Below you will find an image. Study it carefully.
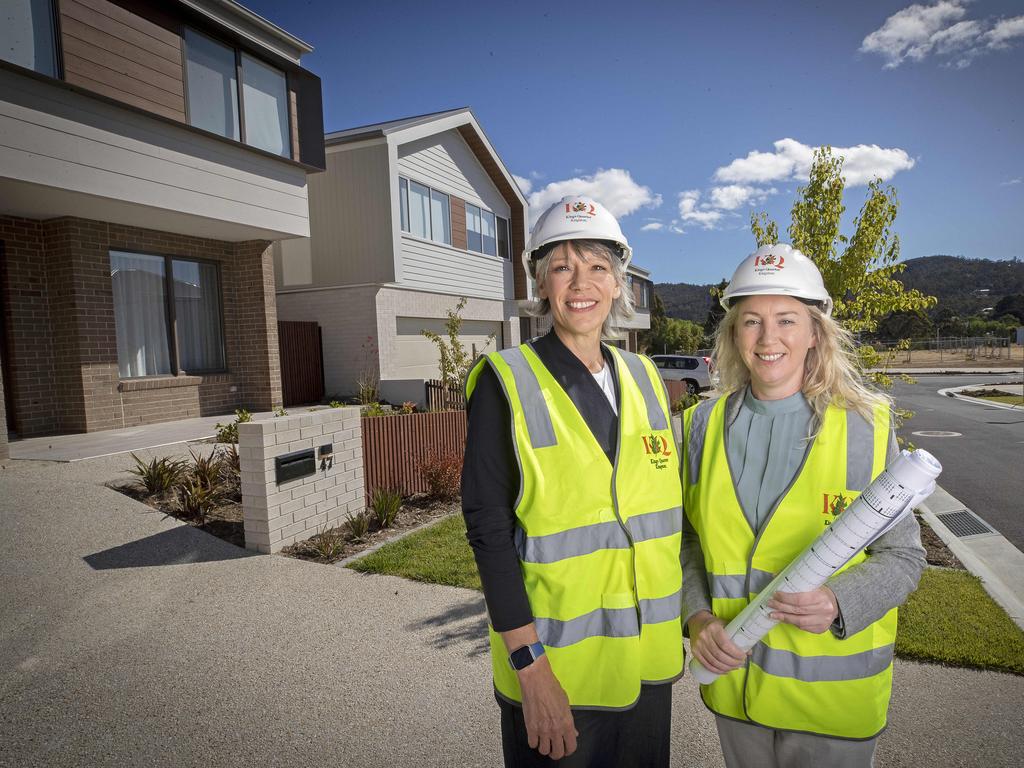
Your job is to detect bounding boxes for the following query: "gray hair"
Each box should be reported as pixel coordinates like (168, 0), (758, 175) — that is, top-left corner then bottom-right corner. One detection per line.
(525, 239), (635, 339)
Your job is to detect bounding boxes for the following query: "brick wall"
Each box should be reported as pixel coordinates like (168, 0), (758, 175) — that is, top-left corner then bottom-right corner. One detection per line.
(238, 407), (364, 554)
(0, 215), (283, 436)
(0, 343), (8, 461)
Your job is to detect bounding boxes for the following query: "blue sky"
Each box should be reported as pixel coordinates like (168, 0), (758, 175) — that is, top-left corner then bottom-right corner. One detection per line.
(246, 0), (1023, 285)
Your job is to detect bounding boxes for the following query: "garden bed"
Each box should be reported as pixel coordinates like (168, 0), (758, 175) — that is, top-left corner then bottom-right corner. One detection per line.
(281, 494), (458, 564)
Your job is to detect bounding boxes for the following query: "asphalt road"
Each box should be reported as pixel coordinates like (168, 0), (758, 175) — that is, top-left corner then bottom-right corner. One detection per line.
(891, 374), (1024, 550)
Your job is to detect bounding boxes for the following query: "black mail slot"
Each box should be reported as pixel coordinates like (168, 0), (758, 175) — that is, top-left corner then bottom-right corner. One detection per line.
(275, 448), (316, 484)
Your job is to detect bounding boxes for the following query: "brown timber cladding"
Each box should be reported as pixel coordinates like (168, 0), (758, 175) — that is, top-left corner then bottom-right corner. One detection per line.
(58, 0), (187, 122)
(278, 320), (324, 406)
(450, 196), (468, 251)
(361, 411), (467, 500)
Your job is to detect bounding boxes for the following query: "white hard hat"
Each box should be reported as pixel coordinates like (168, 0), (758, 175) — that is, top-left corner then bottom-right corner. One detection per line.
(522, 196), (633, 280)
(721, 244), (833, 316)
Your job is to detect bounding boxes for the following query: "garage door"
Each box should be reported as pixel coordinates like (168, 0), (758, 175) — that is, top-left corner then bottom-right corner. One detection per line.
(394, 317), (503, 378)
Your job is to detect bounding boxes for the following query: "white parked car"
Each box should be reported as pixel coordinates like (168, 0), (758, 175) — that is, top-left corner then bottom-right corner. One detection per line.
(651, 354), (713, 394)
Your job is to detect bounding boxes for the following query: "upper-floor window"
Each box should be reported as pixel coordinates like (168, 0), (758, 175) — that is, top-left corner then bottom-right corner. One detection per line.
(1, 0), (58, 77)
(184, 28), (290, 157)
(464, 204), (503, 259)
(398, 176), (451, 246)
(497, 216), (510, 259)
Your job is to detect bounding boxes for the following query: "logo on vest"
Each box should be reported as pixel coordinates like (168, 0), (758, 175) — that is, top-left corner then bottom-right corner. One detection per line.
(822, 492), (851, 525)
(642, 434), (672, 470)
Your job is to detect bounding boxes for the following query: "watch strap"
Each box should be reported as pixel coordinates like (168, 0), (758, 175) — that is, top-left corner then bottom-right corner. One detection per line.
(508, 641), (546, 670)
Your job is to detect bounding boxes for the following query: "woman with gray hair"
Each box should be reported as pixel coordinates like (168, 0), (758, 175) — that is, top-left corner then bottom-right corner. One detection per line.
(462, 196), (685, 767)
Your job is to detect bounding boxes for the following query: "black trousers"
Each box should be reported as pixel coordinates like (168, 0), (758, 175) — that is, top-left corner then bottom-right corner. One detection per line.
(498, 684), (673, 768)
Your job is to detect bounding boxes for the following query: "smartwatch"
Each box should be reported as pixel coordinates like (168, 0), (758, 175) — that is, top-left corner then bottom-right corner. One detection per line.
(508, 642), (546, 671)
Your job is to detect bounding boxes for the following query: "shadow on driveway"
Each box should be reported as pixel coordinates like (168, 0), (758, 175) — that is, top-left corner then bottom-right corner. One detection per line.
(84, 525), (255, 570)
(407, 593), (490, 657)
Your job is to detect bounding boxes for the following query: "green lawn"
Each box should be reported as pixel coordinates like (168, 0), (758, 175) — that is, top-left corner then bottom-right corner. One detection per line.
(896, 568), (1024, 675)
(976, 393), (1024, 406)
(348, 514), (480, 590)
(348, 517), (1024, 675)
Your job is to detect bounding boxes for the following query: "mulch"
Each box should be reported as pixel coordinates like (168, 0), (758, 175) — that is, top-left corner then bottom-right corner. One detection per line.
(918, 514), (965, 569)
(111, 483), (246, 548)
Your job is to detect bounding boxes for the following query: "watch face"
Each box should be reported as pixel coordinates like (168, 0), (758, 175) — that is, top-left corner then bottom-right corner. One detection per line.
(509, 645), (536, 670)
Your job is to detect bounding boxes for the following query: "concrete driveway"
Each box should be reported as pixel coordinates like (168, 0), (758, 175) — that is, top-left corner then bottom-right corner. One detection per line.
(1, 450), (1022, 767)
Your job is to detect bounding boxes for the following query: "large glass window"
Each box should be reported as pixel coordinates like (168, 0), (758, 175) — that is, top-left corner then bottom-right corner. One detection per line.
(184, 29), (240, 141)
(399, 177), (409, 232)
(430, 189), (451, 245)
(1, 0), (58, 76)
(241, 53), (289, 157)
(408, 180), (430, 239)
(111, 252), (172, 378)
(480, 210), (497, 256)
(173, 260), (225, 372)
(497, 216), (510, 259)
(110, 251), (226, 378)
(398, 176), (452, 245)
(466, 203), (482, 253)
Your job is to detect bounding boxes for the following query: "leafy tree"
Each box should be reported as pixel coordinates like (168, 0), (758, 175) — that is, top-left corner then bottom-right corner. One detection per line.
(641, 293), (703, 353)
(875, 310), (934, 341)
(422, 297), (494, 391)
(932, 306), (966, 337)
(993, 294), (1024, 324)
(752, 147), (935, 335)
(751, 146), (937, 389)
(703, 279), (729, 342)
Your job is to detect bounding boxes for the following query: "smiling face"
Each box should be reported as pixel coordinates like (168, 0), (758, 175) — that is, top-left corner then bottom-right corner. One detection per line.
(537, 241), (621, 343)
(735, 294), (818, 400)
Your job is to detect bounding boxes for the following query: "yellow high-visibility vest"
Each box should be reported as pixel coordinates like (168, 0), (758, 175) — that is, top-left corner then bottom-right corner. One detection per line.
(682, 393), (895, 739)
(466, 342), (684, 709)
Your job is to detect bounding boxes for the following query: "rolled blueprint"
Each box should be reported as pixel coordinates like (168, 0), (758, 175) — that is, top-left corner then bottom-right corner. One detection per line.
(690, 449), (942, 685)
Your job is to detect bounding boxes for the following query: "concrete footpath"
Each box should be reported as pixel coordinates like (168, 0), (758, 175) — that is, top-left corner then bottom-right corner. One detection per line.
(1, 451), (1023, 767)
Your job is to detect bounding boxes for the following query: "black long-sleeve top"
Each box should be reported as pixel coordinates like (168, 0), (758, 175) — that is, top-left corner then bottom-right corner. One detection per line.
(461, 331), (621, 631)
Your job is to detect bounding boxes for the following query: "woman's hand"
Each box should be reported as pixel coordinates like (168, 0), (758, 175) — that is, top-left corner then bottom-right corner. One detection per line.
(517, 657), (578, 759)
(767, 586), (839, 634)
(688, 610), (748, 675)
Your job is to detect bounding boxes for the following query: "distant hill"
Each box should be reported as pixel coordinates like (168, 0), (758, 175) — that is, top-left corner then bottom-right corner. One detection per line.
(655, 255), (1024, 321)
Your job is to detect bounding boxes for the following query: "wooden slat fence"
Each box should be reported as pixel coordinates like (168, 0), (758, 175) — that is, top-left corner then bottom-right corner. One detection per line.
(664, 379), (687, 405)
(278, 320), (324, 406)
(362, 410), (467, 499)
(425, 379), (465, 411)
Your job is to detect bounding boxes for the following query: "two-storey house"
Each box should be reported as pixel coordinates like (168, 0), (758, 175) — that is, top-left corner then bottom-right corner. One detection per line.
(0, 0), (325, 458)
(273, 108), (528, 406)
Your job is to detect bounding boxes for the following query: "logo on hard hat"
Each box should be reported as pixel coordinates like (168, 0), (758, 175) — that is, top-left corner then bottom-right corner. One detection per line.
(753, 253), (785, 275)
(565, 201), (598, 219)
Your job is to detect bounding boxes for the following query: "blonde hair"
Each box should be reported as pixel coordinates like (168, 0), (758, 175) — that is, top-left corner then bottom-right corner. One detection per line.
(712, 298), (890, 427)
(525, 239), (635, 340)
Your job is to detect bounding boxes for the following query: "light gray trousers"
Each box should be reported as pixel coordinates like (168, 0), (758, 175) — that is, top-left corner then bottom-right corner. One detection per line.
(715, 716), (878, 768)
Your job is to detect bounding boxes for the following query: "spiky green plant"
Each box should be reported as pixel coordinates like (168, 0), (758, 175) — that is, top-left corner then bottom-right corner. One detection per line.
(370, 486), (403, 529)
(127, 453), (186, 497)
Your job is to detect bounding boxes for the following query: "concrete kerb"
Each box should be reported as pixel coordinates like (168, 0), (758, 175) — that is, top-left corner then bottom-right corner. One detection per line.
(937, 383), (1024, 410)
(918, 487), (1024, 631)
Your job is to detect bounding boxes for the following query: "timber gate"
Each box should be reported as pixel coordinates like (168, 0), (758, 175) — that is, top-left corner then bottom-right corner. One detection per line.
(277, 321), (324, 406)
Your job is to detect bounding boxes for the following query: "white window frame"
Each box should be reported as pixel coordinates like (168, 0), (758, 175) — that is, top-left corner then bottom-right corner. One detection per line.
(398, 175), (452, 246)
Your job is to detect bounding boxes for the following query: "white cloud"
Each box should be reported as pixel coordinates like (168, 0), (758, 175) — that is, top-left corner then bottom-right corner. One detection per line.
(526, 168), (662, 221)
(677, 190), (724, 229)
(986, 15), (1024, 49)
(512, 175), (533, 196)
(708, 184), (778, 210)
(1001, 178), (1022, 186)
(641, 222), (664, 231)
(713, 139), (914, 187)
(861, 3), (1024, 68)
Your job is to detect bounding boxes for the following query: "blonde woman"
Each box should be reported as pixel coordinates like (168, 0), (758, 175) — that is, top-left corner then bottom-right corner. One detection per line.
(680, 245), (925, 768)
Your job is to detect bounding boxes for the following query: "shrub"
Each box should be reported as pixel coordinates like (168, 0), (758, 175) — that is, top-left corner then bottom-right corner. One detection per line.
(174, 475), (225, 524)
(309, 523), (347, 560)
(329, 400), (343, 408)
(361, 402), (388, 417)
(217, 445), (241, 501)
(370, 486), (403, 529)
(187, 448), (223, 490)
(671, 392), (700, 413)
(127, 453), (186, 497)
(274, 406), (288, 417)
(345, 511), (370, 541)
(214, 408), (252, 444)
(419, 451), (463, 501)
(399, 401), (417, 415)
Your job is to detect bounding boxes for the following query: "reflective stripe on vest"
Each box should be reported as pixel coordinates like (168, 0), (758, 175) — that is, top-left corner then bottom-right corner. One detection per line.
(467, 343), (684, 709)
(682, 393), (895, 739)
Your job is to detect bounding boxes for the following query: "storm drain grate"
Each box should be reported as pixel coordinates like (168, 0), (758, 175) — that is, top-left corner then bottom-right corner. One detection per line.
(936, 510), (997, 538)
